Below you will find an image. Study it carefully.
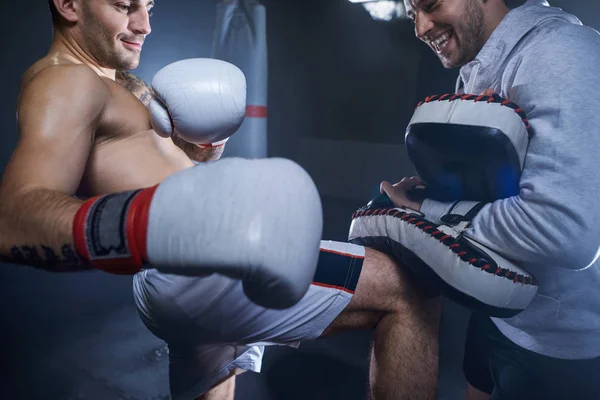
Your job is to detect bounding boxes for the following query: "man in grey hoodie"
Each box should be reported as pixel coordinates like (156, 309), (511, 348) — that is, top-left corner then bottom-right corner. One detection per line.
(382, 0), (600, 399)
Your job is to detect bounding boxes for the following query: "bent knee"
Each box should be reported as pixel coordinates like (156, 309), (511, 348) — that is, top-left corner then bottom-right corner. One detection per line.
(350, 248), (437, 313)
(197, 373), (236, 400)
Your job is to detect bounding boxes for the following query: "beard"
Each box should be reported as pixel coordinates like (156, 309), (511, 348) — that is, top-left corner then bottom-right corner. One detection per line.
(440, 0), (487, 68)
(79, 3), (141, 70)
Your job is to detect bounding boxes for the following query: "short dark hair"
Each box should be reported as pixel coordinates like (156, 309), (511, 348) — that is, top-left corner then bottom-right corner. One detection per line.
(48, 0), (60, 25)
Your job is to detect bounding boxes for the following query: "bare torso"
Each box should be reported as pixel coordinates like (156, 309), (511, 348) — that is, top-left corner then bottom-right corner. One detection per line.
(21, 54), (195, 198)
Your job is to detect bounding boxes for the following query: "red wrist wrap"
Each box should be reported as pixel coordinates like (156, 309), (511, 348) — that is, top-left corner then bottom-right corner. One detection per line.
(72, 185), (158, 274)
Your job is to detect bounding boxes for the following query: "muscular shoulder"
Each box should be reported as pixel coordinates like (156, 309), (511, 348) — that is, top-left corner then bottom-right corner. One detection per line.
(21, 63), (108, 98)
(17, 64), (112, 142)
(19, 64), (110, 121)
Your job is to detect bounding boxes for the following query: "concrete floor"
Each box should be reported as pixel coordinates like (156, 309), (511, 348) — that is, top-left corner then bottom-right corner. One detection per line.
(0, 196), (472, 400)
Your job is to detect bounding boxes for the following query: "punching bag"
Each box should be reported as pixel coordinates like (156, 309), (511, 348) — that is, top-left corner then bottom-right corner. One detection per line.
(213, 0), (268, 159)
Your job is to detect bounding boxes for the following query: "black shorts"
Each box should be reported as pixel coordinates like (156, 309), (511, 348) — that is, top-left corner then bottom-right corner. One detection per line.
(463, 312), (600, 400)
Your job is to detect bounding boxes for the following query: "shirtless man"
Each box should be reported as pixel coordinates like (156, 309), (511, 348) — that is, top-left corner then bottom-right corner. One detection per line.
(0, 1), (442, 399)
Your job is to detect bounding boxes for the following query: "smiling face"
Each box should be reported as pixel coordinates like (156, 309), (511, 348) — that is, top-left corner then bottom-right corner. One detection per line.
(404, 0), (489, 68)
(51, 0), (154, 70)
(76, 0), (154, 70)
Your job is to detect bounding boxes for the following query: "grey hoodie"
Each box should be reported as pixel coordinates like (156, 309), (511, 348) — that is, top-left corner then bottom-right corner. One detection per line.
(421, 0), (600, 359)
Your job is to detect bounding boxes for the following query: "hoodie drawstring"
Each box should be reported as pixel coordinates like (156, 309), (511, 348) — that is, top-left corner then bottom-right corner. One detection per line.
(455, 62), (481, 94)
(465, 63), (481, 94)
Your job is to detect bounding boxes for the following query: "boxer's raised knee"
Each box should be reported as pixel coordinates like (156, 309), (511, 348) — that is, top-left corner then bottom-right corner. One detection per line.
(351, 248), (430, 312)
(322, 247), (431, 335)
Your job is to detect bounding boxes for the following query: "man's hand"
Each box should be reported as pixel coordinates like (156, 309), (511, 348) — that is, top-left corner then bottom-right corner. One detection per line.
(148, 59), (245, 148)
(380, 176), (424, 212)
(116, 69), (228, 163)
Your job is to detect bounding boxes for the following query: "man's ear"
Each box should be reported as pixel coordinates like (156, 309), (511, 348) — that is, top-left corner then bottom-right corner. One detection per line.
(52, 0), (81, 23)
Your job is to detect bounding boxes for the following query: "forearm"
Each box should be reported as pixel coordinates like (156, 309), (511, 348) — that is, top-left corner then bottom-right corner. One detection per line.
(0, 187), (90, 272)
(421, 185), (598, 270)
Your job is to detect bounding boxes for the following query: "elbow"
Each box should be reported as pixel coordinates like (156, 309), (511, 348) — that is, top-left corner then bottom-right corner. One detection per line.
(0, 191), (15, 251)
(0, 211), (8, 255)
(537, 204), (600, 270)
(516, 217), (599, 271)
(0, 197), (6, 237)
(557, 243), (600, 271)
(549, 222), (600, 270)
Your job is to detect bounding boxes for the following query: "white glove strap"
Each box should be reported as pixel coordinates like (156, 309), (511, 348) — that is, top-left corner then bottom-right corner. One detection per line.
(197, 138), (229, 149)
(440, 200), (485, 233)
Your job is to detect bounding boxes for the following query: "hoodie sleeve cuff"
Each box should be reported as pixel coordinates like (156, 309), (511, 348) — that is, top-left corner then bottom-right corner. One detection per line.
(420, 198), (454, 225)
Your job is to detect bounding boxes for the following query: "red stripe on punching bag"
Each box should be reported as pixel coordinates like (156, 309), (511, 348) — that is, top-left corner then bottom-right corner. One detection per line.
(246, 105), (267, 118)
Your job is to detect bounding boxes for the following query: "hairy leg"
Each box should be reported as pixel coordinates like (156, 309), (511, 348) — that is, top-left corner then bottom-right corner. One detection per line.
(197, 248), (441, 400)
(321, 248), (443, 400)
(195, 372), (236, 400)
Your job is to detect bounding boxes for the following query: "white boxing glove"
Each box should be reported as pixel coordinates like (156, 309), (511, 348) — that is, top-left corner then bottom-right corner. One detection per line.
(149, 58), (247, 148)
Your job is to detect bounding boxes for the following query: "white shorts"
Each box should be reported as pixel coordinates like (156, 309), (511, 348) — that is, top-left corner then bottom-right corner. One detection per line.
(132, 240), (365, 400)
